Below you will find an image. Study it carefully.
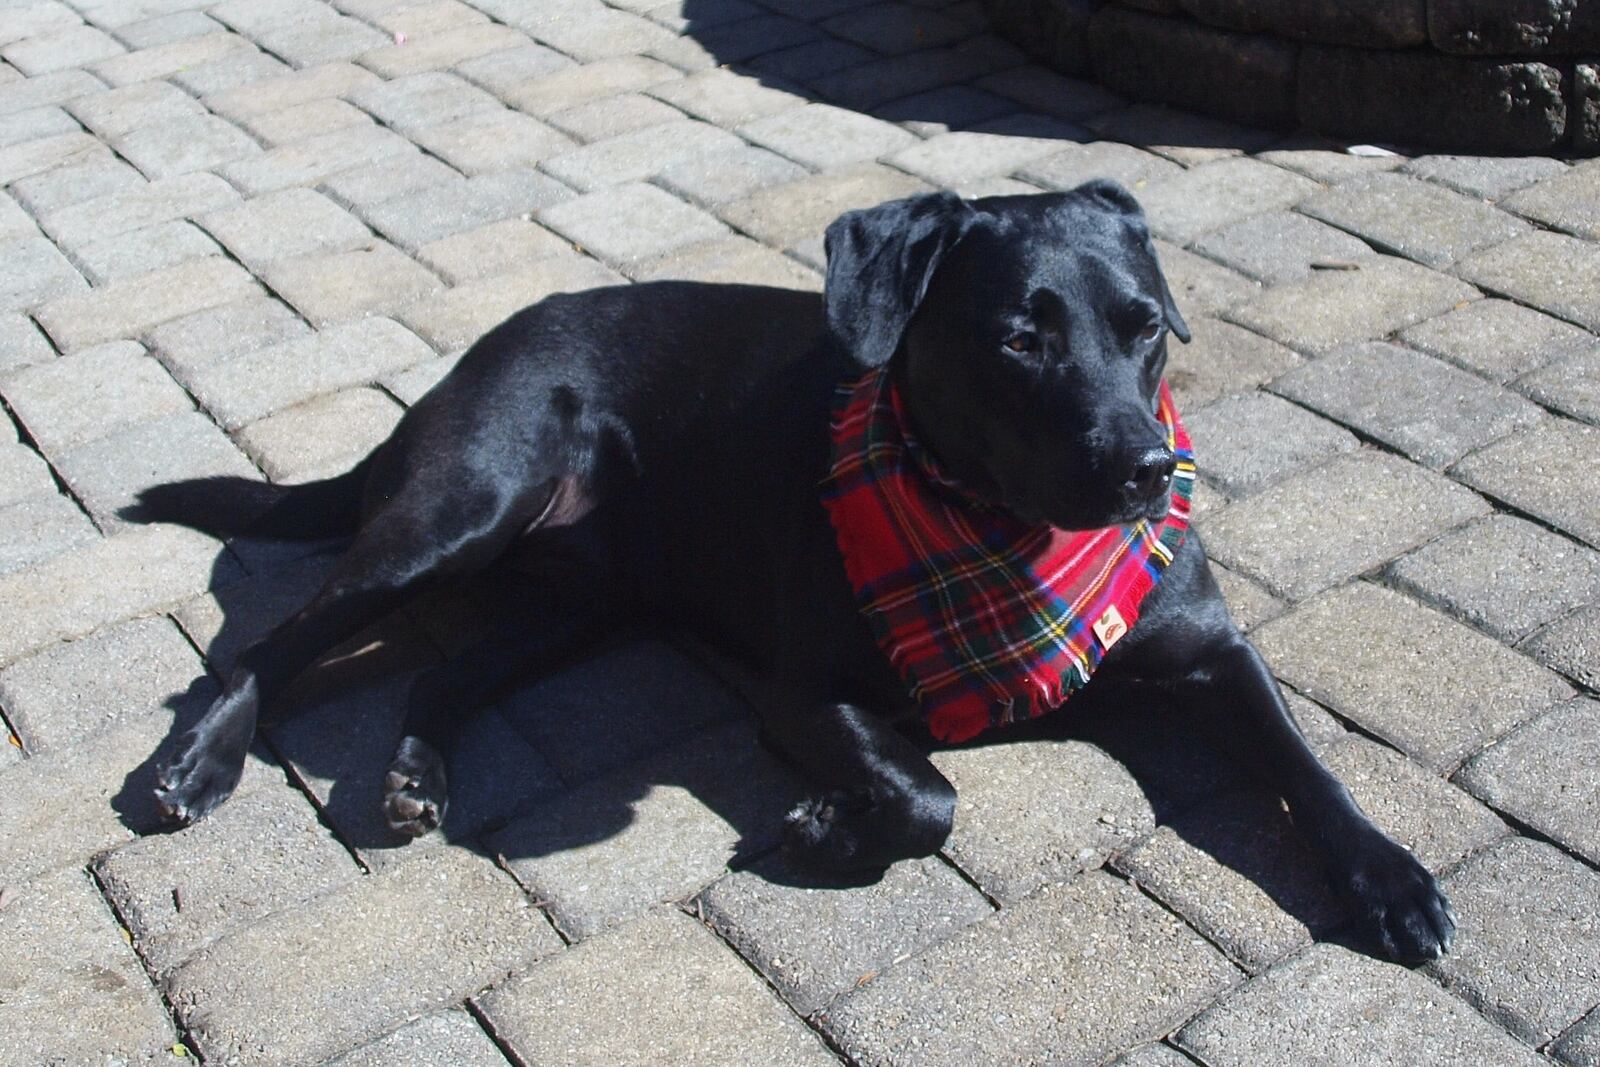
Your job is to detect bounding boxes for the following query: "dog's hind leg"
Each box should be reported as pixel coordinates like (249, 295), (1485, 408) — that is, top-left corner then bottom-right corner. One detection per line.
(154, 474), (559, 826)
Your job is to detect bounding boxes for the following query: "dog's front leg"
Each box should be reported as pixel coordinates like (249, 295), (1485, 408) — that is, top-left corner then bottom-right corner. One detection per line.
(1189, 635), (1457, 962)
(764, 701), (956, 873)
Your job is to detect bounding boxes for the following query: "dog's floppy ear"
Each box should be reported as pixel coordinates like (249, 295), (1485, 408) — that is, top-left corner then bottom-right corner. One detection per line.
(823, 191), (975, 366)
(1072, 179), (1191, 344)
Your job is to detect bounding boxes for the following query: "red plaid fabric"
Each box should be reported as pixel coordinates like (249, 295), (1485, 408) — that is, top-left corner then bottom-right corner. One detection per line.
(821, 367), (1195, 743)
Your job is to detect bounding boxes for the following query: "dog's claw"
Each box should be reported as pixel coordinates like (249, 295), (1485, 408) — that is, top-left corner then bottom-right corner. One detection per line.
(381, 736), (448, 838)
(154, 730), (246, 827)
(1331, 830), (1456, 964)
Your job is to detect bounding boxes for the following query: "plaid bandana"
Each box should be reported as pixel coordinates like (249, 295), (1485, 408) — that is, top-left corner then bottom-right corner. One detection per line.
(821, 367), (1195, 743)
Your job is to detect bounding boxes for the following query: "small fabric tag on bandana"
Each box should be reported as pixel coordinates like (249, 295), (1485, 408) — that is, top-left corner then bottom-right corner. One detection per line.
(821, 366), (1195, 743)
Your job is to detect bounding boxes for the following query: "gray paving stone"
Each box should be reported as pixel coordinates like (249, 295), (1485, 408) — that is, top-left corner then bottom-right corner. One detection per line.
(1186, 391), (1358, 497)
(0, 3), (81, 48)
(624, 235), (822, 291)
(1517, 343), (1600, 426)
(1176, 943), (1547, 1067)
(0, 67), (103, 119)
(1501, 159), (1600, 240)
(359, 169), (572, 251)
(539, 181), (727, 264)
(1428, 835), (1600, 1046)
(872, 84), (1020, 136)
(415, 217), (574, 285)
(67, 75), (203, 137)
(1088, 104), (1277, 167)
(1192, 210), (1380, 286)
(319, 151), (458, 213)
(409, 107), (574, 175)
(823, 3), (971, 52)
(1210, 562), (1289, 633)
(89, 29), (251, 87)
(453, 38), (574, 93)
(112, 110), (257, 179)
(383, 353), (459, 406)
(239, 96), (372, 147)
(0, 490), (96, 575)
(747, 37), (874, 83)
(185, 316), (432, 429)
(930, 739), (1155, 905)
(1202, 450), (1489, 601)
(57, 409), (262, 530)
(1402, 154), (1569, 200)
(542, 118), (743, 192)
(0, 867), (177, 1066)
(1110, 1044), (1195, 1067)
(35, 255), (259, 351)
(647, 66), (803, 127)
(1163, 317), (1301, 410)
(95, 781), (360, 975)
(3, 340), (191, 454)
(359, 21), (526, 78)
(3, 23), (124, 75)
(478, 908), (836, 1066)
(38, 171), (239, 248)
(1253, 582), (1571, 772)
(348, 69), (500, 134)
(824, 870), (1239, 1067)
(9, 154), (144, 215)
(148, 295), (312, 375)
(717, 163), (932, 249)
(1227, 256), (1479, 356)
(234, 387), (403, 483)
(739, 102), (917, 170)
(1455, 231), (1600, 332)
(0, 190), (36, 245)
(324, 1010), (510, 1067)
(0, 522), (236, 665)
(807, 44), (997, 112)
(262, 243), (441, 327)
(0, 612), (206, 752)
(0, 312), (55, 375)
(171, 48), (291, 96)
(1453, 418), (1600, 549)
(168, 847), (559, 1067)
(489, 720), (800, 939)
(1555, 1009), (1600, 1067)
(252, 14), (389, 67)
(68, 218), (221, 285)
(0, 439), (54, 509)
(1298, 172), (1531, 268)
(398, 257), (622, 353)
(973, 64), (1124, 123)
(204, 58), (378, 120)
(109, 10), (225, 49)
(1135, 158), (1319, 246)
(653, 142), (809, 208)
(0, 103), (78, 147)
(200, 187), (371, 270)
(1113, 788), (1345, 973)
(544, 90), (682, 141)
(1457, 699), (1600, 867)
(698, 854), (993, 1016)
(1389, 514), (1600, 643)
(1271, 340), (1546, 469)
(1399, 297), (1596, 383)
(171, 550), (335, 675)
(0, 233), (85, 311)
(880, 127), (1065, 188)
(1524, 604), (1600, 691)
(219, 123), (418, 196)
(1152, 240), (1261, 317)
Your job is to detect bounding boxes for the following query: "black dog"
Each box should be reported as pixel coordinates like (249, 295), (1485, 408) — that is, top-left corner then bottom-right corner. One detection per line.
(134, 182), (1455, 963)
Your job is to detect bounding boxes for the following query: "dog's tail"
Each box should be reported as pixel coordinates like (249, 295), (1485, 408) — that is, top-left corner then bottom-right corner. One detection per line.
(120, 457), (373, 541)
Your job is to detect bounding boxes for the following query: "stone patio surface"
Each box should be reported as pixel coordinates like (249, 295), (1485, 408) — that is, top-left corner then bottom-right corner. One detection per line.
(0, 1), (1597, 1064)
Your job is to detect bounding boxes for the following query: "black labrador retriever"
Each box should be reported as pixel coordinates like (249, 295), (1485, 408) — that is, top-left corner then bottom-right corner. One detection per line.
(133, 182), (1455, 964)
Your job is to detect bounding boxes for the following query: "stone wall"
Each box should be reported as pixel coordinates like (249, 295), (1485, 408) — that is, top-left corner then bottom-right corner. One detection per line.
(981, 0), (1599, 154)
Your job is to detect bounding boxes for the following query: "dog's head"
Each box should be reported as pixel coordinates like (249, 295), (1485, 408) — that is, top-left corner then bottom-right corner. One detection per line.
(824, 181), (1190, 530)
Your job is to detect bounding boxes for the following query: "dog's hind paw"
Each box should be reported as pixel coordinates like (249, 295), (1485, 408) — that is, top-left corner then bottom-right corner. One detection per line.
(1331, 829), (1458, 964)
(784, 790), (884, 872)
(382, 735), (448, 837)
(155, 730), (246, 826)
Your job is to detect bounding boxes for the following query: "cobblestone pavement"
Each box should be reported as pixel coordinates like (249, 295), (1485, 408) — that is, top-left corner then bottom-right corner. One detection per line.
(1, 1), (1598, 1065)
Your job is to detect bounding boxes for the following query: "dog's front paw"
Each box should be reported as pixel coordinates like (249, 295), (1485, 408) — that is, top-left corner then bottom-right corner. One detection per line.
(382, 735), (448, 837)
(1330, 829), (1457, 964)
(155, 730), (246, 826)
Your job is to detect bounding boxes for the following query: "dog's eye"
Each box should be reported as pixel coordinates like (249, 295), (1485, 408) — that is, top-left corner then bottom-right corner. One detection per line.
(1138, 322), (1163, 343)
(1002, 332), (1037, 354)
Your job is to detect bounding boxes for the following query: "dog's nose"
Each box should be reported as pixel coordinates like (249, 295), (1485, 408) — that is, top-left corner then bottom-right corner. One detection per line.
(1122, 447), (1176, 502)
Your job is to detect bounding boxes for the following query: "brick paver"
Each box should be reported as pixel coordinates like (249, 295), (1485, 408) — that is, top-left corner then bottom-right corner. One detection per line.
(2, 3), (1597, 1064)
